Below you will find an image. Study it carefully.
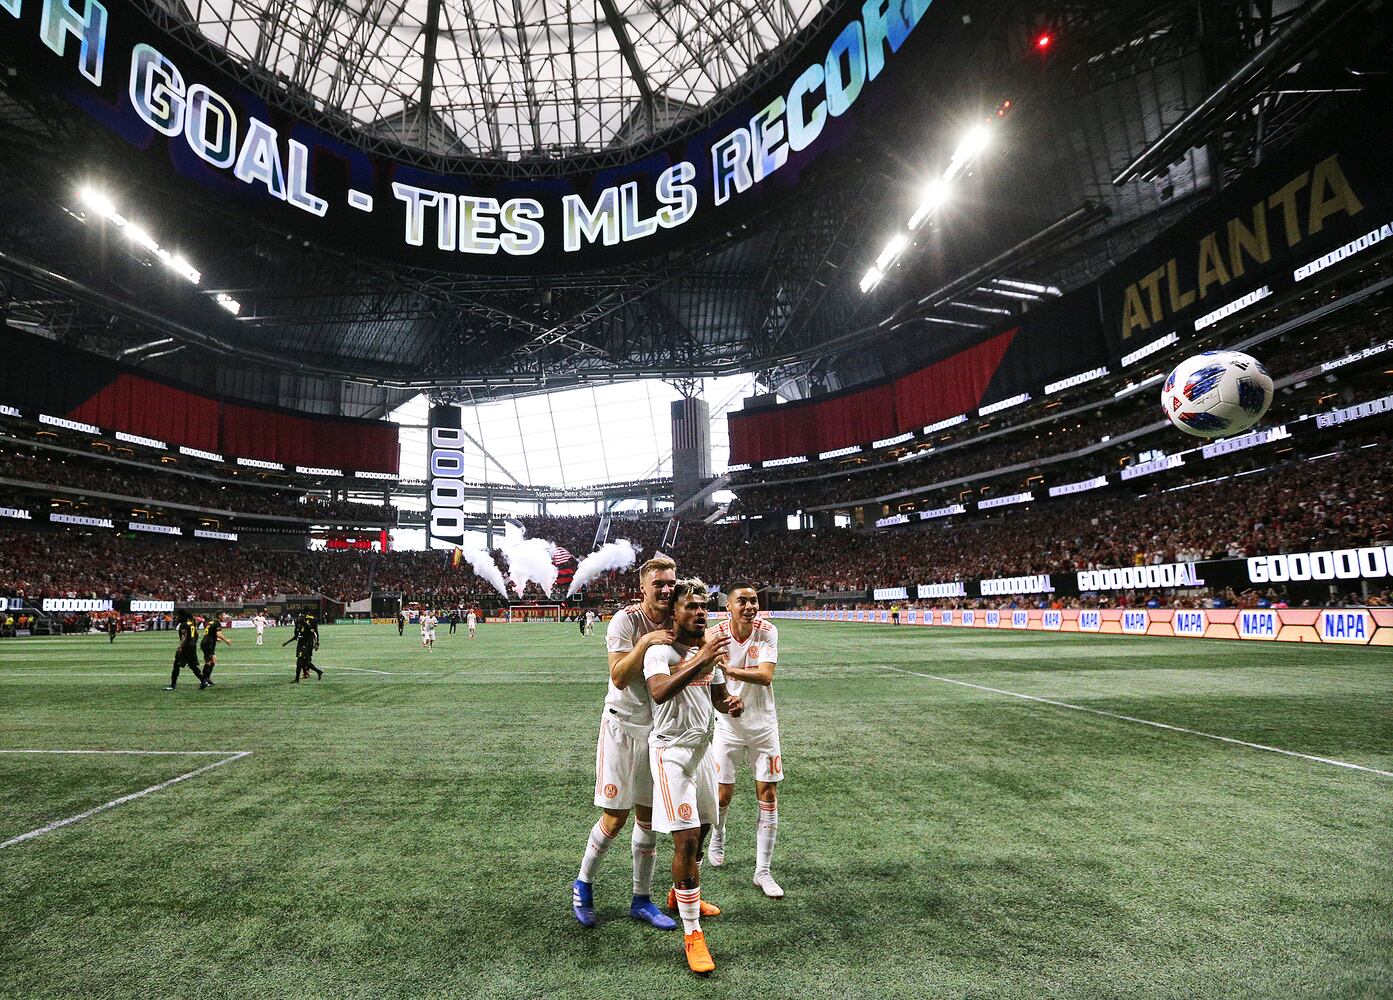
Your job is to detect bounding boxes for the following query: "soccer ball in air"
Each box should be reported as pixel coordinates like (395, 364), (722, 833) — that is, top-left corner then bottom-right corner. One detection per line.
(1161, 350), (1274, 439)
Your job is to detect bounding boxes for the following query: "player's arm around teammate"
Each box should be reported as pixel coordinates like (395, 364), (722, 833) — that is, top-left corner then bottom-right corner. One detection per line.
(710, 585), (785, 898)
(571, 557), (678, 930)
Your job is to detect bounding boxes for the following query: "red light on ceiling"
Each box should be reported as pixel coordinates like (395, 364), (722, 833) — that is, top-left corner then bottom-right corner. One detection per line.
(1035, 32), (1052, 49)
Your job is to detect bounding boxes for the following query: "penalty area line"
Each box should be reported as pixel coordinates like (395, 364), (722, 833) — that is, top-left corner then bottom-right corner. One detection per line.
(0, 751), (252, 850)
(882, 667), (1393, 780)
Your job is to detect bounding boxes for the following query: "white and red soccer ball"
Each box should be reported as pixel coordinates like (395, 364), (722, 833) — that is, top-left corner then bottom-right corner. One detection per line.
(1161, 350), (1274, 439)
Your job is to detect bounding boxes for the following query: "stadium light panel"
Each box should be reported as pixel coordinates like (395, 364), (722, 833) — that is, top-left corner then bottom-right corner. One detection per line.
(76, 188), (201, 285)
(215, 293), (241, 315)
(78, 187), (117, 219)
(124, 224), (159, 252)
(860, 267), (884, 293)
(992, 277), (1061, 296)
(908, 181), (950, 229)
(876, 234), (908, 270)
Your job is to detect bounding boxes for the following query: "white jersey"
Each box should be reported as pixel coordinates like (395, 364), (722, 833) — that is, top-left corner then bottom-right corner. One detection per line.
(643, 644), (725, 750)
(466, 613), (476, 628)
(603, 604), (664, 732)
(253, 616), (266, 634)
(714, 620), (779, 741)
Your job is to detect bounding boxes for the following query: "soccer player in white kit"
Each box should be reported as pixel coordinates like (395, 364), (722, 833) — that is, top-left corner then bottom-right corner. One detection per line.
(466, 610), (477, 638)
(571, 556), (679, 931)
(421, 612), (436, 651)
(253, 614), (267, 646)
(644, 578), (741, 975)
(584, 609), (596, 637)
(709, 584), (785, 898)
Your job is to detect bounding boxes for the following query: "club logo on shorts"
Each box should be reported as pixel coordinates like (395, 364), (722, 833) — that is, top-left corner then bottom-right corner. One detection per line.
(677, 803), (693, 821)
(603, 783), (618, 799)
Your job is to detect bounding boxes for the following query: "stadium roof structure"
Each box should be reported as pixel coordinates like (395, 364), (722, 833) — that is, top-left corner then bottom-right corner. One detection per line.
(0, 0), (1387, 417)
(177, 0), (826, 160)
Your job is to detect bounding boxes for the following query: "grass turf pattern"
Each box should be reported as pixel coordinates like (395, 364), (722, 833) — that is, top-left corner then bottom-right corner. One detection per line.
(1, 623), (1389, 999)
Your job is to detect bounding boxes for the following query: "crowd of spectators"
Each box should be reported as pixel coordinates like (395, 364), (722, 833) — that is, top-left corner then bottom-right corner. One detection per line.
(0, 437), (1387, 604)
(0, 448), (395, 524)
(728, 310), (1392, 515)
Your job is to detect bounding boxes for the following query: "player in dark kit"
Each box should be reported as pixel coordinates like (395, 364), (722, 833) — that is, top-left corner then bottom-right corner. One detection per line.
(164, 615), (205, 691)
(397, 612), (406, 637)
(107, 617), (118, 643)
(200, 617), (233, 687)
(284, 613), (323, 682)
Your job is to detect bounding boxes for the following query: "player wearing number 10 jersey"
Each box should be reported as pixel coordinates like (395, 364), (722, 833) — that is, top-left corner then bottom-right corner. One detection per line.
(710, 583), (785, 898)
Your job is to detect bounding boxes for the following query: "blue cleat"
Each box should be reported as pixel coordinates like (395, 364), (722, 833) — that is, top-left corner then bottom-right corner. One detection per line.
(629, 895), (678, 930)
(572, 879), (597, 927)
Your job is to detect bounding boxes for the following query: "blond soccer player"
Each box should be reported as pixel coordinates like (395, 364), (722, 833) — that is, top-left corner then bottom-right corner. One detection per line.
(571, 555), (681, 930)
(644, 579), (741, 974)
(709, 583), (785, 898)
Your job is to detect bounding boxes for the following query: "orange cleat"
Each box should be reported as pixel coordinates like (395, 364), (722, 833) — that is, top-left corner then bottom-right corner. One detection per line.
(684, 930), (715, 974)
(667, 886), (721, 916)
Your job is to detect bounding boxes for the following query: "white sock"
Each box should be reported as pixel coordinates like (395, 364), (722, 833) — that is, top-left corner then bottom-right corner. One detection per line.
(577, 821), (615, 884)
(674, 886), (702, 933)
(714, 804), (728, 843)
(756, 802), (778, 875)
(632, 821), (656, 897)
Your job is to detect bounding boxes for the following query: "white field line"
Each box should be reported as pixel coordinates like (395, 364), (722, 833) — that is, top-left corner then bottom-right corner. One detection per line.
(0, 749), (242, 755)
(332, 665), (394, 675)
(0, 750), (252, 850)
(883, 666), (1393, 780)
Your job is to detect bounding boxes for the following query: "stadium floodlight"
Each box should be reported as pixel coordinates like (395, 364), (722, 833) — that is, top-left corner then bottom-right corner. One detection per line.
(77, 187), (118, 220)
(956, 124), (992, 160)
(123, 224), (160, 252)
(860, 267), (884, 293)
(951, 301), (1013, 316)
(876, 234), (908, 270)
(214, 293), (241, 315)
(945, 124), (992, 180)
(975, 284), (1039, 301)
(992, 277), (1061, 296)
(77, 187), (201, 285)
(908, 181), (950, 229)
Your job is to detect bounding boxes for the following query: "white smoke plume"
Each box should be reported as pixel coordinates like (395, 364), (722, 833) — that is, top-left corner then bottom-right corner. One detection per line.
(500, 521), (559, 597)
(566, 539), (640, 598)
(459, 537), (509, 599)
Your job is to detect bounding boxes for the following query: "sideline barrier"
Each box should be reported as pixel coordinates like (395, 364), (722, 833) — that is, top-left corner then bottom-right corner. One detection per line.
(768, 607), (1392, 646)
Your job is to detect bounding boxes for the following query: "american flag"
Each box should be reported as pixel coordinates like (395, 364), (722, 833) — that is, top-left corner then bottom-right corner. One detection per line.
(553, 546), (575, 592)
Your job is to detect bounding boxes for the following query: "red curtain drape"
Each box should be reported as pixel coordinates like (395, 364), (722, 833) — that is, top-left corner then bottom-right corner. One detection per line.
(221, 404), (399, 473)
(69, 374), (220, 452)
(727, 328), (1019, 465)
(893, 328), (1017, 429)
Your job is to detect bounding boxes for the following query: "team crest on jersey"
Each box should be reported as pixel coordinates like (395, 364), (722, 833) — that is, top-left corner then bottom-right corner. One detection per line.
(603, 783), (618, 799)
(748, 645), (761, 660)
(677, 803), (693, 821)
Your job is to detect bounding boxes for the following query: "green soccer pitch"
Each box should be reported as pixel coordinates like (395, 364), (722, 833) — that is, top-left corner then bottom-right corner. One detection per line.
(1, 622), (1389, 1000)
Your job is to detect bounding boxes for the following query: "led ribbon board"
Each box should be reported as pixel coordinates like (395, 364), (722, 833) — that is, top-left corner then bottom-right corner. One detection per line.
(2, 0), (949, 275)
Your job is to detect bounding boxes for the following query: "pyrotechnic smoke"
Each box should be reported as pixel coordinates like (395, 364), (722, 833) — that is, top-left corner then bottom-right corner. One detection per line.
(500, 521), (559, 597)
(460, 537), (509, 598)
(566, 539), (639, 598)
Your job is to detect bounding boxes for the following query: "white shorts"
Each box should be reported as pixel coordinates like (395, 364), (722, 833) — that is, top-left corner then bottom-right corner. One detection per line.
(712, 729), (784, 784)
(423, 630), (435, 641)
(650, 743), (718, 834)
(594, 715), (653, 811)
